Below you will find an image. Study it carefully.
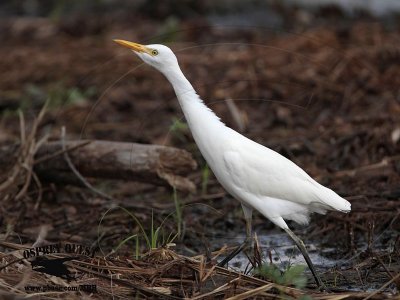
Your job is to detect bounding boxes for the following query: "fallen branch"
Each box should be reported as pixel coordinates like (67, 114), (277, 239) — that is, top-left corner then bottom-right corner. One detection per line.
(0, 140), (197, 193)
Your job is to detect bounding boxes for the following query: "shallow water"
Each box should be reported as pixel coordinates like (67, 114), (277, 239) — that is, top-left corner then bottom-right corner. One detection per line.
(216, 231), (344, 273)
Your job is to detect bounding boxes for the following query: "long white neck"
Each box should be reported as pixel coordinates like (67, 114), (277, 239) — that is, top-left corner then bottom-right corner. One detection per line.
(163, 65), (224, 128)
(162, 65), (227, 163)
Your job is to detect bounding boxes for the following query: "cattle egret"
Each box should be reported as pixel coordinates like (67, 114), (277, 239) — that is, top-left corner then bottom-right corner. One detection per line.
(114, 39), (351, 287)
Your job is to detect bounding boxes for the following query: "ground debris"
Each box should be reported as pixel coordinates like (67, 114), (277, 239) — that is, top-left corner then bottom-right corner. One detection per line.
(0, 241), (396, 299)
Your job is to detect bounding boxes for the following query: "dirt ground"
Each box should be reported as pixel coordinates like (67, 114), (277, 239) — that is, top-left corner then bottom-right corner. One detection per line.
(0, 6), (399, 299)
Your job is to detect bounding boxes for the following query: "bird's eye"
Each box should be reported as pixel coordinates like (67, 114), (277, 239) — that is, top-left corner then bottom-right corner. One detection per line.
(151, 49), (158, 56)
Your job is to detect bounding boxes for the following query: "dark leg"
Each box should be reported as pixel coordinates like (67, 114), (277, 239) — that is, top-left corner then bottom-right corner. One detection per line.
(218, 204), (253, 267)
(284, 228), (325, 288)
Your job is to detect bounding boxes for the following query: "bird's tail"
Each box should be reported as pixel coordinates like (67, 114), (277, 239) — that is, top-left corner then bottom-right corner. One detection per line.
(313, 185), (351, 213)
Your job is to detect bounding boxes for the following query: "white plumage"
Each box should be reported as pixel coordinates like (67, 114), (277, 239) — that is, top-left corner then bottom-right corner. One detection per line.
(181, 93), (351, 229)
(114, 40), (351, 287)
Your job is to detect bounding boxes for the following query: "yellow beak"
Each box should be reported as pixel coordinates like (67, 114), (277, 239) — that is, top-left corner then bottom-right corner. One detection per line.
(113, 39), (151, 55)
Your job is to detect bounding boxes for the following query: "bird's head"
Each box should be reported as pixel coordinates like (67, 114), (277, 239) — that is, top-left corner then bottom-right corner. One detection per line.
(114, 39), (178, 73)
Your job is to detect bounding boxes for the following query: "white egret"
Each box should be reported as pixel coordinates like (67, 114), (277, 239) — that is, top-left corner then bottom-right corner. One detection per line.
(114, 40), (351, 287)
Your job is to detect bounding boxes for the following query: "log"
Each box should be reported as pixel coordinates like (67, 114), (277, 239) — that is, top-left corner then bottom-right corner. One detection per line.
(0, 140), (197, 193)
